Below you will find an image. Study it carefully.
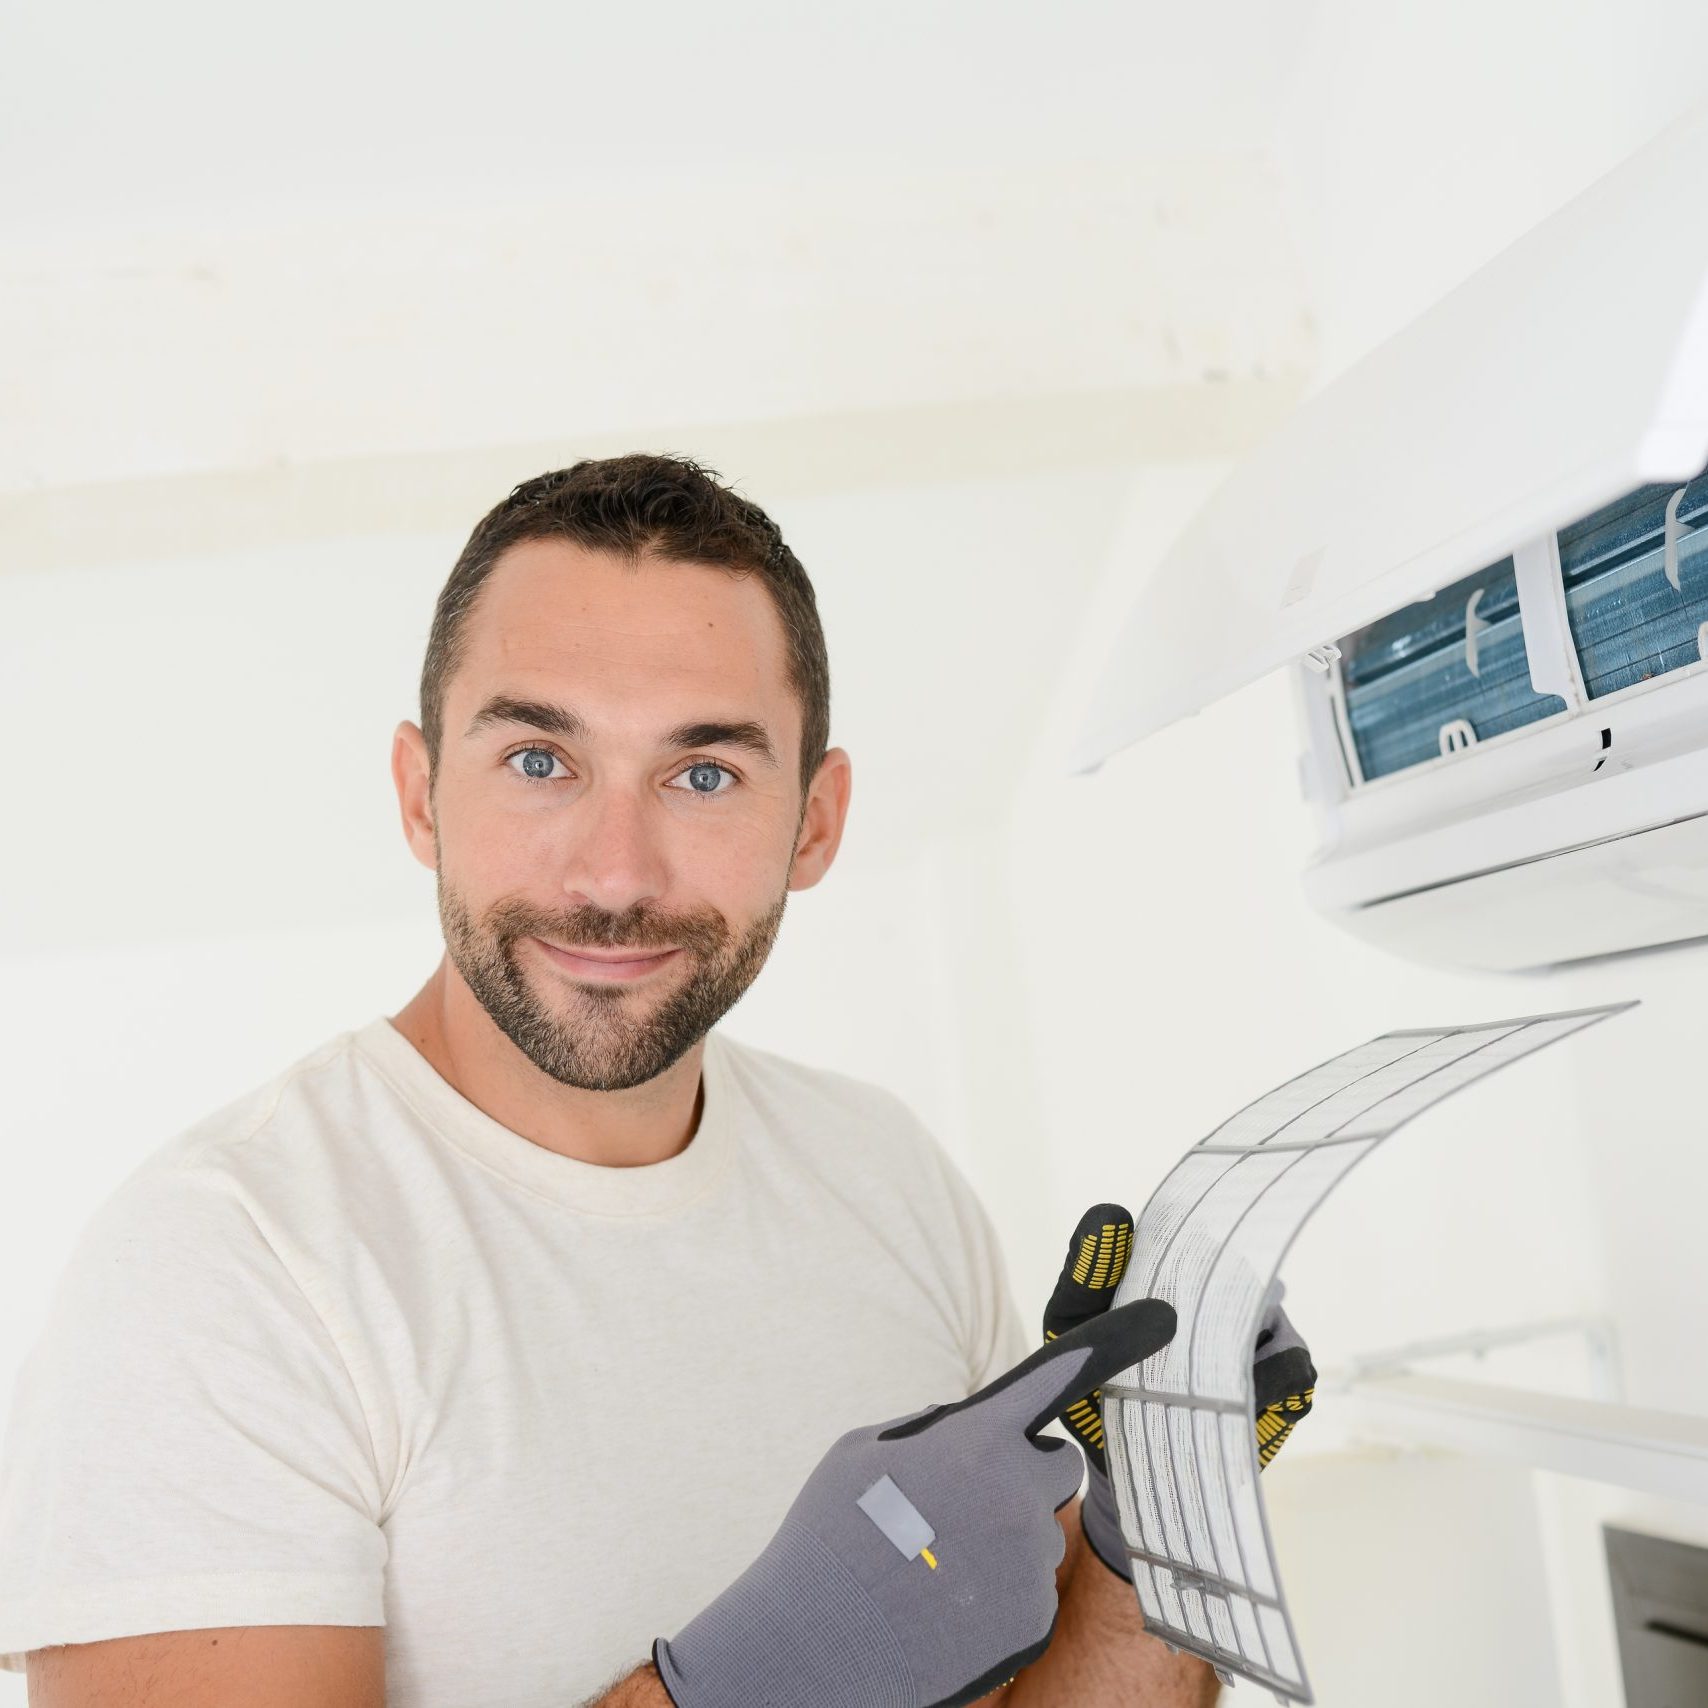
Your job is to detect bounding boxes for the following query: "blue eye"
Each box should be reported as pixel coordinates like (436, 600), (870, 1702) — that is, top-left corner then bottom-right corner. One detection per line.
(506, 747), (565, 782)
(667, 761), (738, 797)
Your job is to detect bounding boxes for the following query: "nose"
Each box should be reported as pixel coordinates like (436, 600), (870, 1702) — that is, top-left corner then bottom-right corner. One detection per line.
(554, 778), (671, 919)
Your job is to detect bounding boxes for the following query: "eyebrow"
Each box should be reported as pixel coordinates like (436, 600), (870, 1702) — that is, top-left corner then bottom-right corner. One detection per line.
(462, 694), (781, 770)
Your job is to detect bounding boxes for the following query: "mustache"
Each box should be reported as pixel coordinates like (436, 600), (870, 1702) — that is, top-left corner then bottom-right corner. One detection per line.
(492, 901), (729, 956)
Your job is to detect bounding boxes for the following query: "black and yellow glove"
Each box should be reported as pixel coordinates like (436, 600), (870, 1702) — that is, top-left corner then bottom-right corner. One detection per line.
(1042, 1202), (1316, 1578)
(1252, 1286), (1316, 1468)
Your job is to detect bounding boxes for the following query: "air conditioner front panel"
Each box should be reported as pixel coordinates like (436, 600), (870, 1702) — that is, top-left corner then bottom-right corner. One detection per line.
(1316, 813), (1708, 972)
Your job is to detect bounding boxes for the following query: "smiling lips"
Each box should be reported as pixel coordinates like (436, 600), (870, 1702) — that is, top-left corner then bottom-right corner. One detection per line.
(533, 938), (682, 982)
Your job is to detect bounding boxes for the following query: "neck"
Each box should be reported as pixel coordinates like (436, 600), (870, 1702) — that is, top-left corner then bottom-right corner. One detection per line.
(389, 960), (706, 1168)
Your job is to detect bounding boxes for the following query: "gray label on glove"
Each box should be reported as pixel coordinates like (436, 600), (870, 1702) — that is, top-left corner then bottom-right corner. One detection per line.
(858, 1474), (937, 1561)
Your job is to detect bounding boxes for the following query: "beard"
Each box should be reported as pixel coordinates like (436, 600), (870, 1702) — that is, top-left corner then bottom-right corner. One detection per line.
(436, 864), (788, 1093)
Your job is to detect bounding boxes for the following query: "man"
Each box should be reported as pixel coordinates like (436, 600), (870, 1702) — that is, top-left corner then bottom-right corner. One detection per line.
(0, 456), (1310, 1706)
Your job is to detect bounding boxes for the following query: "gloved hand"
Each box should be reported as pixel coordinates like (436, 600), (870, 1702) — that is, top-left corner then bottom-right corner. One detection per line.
(653, 1295), (1178, 1708)
(1041, 1202), (1316, 1581)
(1252, 1280), (1316, 1469)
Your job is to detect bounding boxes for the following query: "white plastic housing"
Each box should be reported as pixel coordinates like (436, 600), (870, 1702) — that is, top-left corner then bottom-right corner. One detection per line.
(1067, 107), (1708, 971)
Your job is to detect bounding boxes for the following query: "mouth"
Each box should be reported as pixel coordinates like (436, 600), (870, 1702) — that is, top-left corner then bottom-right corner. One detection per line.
(532, 938), (682, 983)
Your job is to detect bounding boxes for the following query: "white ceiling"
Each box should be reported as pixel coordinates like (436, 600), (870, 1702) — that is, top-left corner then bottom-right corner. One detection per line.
(3, 2), (1311, 230)
(1, 1), (1321, 564)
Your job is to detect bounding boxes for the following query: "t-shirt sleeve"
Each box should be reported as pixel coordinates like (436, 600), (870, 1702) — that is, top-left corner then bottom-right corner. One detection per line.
(0, 1162), (388, 1669)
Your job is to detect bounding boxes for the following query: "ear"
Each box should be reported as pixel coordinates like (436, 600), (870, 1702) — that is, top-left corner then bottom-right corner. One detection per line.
(788, 746), (852, 892)
(392, 720), (438, 872)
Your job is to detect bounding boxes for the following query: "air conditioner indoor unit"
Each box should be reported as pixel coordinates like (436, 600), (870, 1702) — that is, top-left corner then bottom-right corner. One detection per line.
(1068, 105), (1708, 973)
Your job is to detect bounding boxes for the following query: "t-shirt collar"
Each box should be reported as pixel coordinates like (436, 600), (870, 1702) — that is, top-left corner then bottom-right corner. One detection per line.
(351, 1015), (736, 1217)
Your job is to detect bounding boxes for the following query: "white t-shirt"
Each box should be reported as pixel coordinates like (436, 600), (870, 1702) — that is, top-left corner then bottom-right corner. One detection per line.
(0, 1017), (1028, 1705)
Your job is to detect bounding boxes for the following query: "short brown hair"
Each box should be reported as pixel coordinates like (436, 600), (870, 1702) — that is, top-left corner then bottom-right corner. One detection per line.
(419, 455), (831, 804)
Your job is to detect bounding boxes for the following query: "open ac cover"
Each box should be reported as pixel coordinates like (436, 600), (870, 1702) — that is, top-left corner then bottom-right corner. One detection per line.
(1070, 107), (1708, 972)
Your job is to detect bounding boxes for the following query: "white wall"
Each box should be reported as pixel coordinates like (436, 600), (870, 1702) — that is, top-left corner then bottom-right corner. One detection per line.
(1266, 1450), (1568, 1706)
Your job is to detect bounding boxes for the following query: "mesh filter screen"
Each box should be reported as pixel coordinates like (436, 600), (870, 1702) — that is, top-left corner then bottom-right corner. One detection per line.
(1103, 1003), (1631, 1703)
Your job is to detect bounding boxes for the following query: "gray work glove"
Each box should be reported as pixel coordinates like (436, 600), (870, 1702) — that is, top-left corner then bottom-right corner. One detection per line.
(1042, 1203), (1316, 1582)
(653, 1295), (1178, 1708)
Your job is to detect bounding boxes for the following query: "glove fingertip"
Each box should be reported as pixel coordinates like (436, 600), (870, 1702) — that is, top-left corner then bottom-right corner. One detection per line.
(1071, 1200), (1134, 1235)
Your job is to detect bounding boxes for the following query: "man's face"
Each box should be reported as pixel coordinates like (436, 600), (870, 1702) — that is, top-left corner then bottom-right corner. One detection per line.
(418, 538), (823, 1092)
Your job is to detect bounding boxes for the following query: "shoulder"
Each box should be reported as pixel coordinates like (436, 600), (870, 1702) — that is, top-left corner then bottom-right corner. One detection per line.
(713, 1029), (902, 1115)
(23, 1042), (388, 1466)
(164, 1024), (370, 1173)
(714, 1031), (944, 1156)
(57, 1026), (374, 1303)
(711, 1030), (973, 1210)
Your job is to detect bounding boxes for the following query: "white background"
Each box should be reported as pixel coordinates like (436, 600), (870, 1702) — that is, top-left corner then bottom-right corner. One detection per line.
(5, 3), (1708, 1702)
